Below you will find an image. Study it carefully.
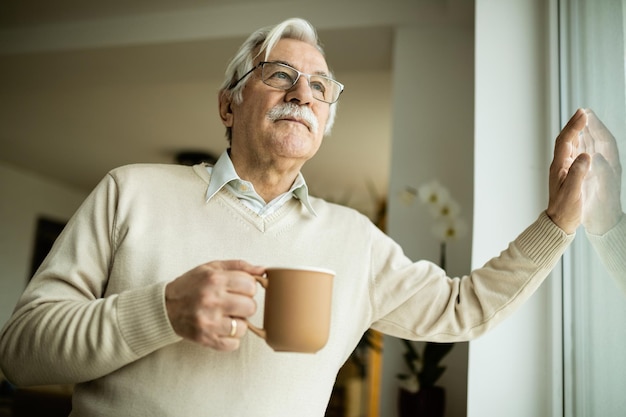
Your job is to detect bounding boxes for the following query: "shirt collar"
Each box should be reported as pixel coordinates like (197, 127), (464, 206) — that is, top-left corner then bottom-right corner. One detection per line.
(205, 151), (317, 216)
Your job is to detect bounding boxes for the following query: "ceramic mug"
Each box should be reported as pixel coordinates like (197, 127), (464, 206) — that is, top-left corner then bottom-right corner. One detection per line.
(246, 266), (335, 353)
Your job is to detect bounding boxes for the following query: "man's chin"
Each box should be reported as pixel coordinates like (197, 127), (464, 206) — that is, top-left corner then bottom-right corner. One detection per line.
(275, 119), (316, 134)
(276, 120), (317, 136)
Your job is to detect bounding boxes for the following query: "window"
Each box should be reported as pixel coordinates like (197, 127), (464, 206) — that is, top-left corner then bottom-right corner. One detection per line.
(560, 1), (626, 416)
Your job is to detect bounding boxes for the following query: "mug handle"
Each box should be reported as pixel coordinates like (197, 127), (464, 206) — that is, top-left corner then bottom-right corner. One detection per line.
(245, 275), (269, 340)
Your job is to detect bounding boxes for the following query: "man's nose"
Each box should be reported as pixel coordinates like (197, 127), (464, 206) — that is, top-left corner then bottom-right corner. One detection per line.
(285, 76), (314, 104)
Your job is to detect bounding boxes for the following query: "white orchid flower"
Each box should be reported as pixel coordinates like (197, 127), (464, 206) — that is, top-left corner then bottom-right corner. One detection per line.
(432, 217), (469, 242)
(418, 181), (451, 208)
(431, 198), (461, 219)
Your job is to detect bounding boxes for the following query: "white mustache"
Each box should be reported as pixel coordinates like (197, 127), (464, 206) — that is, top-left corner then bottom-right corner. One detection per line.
(266, 103), (319, 134)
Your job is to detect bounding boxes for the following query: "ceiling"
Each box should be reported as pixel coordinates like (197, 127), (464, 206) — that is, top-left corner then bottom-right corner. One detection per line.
(0, 0), (265, 27)
(0, 0), (469, 217)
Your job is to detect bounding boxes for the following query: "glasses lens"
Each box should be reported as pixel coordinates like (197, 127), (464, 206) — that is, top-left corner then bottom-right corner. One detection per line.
(262, 62), (298, 90)
(261, 62), (343, 103)
(309, 75), (342, 103)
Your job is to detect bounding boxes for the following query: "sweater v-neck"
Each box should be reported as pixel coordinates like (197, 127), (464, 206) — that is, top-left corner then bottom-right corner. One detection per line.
(193, 163), (312, 233)
(214, 189), (305, 233)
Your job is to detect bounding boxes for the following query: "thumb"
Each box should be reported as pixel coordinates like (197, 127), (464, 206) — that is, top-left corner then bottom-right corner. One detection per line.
(564, 153), (591, 193)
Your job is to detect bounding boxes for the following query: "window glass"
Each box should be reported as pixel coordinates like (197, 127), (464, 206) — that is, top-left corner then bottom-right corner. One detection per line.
(560, 1), (626, 416)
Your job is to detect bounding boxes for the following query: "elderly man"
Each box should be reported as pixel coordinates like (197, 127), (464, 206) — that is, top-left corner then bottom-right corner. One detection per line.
(0, 17), (602, 417)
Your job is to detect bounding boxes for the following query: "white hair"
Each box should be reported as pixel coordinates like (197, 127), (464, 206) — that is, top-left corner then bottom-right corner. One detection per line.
(220, 18), (339, 140)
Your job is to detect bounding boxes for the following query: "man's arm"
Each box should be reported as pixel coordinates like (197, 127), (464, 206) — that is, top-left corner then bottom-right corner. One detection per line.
(0, 174), (178, 386)
(0, 172), (262, 386)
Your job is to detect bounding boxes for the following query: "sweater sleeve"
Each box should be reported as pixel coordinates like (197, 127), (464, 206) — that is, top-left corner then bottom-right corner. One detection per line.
(370, 212), (574, 342)
(0, 173), (181, 386)
(585, 213), (626, 294)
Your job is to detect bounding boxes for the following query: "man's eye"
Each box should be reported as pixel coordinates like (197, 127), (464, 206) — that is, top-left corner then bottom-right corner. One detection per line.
(271, 71), (293, 82)
(310, 81), (326, 93)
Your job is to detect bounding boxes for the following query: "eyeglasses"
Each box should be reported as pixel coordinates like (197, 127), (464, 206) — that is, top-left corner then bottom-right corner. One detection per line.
(229, 61), (344, 104)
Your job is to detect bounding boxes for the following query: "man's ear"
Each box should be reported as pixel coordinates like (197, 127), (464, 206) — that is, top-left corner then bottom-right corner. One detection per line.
(218, 90), (234, 127)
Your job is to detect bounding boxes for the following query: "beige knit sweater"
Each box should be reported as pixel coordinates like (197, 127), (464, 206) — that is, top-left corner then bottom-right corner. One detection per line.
(0, 163), (575, 416)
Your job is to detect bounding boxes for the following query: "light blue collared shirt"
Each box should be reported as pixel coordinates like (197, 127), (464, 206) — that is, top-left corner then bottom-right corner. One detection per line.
(205, 151), (316, 217)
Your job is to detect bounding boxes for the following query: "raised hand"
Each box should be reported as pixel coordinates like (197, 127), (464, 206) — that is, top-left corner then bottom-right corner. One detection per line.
(165, 260), (265, 351)
(547, 108), (591, 234)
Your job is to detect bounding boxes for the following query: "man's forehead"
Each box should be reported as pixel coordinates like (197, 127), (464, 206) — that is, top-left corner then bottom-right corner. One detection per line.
(262, 38), (329, 73)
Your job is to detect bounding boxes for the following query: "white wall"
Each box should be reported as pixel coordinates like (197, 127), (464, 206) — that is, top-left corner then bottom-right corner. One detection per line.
(384, 19), (475, 417)
(468, 1), (560, 416)
(0, 162), (87, 326)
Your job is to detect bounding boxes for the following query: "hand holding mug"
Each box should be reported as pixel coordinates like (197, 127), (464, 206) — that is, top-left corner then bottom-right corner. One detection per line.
(165, 260), (263, 351)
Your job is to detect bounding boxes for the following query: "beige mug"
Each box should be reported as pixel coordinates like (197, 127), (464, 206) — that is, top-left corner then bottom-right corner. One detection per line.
(246, 266), (335, 353)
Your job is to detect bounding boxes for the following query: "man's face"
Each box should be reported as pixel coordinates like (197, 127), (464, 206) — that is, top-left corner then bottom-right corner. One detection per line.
(225, 38), (332, 169)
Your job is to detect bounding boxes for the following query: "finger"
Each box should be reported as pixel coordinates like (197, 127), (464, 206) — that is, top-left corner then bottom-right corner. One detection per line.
(221, 260), (265, 296)
(225, 272), (258, 296)
(586, 108), (615, 149)
(552, 109), (586, 165)
(560, 108), (587, 150)
(204, 259), (263, 295)
(591, 153), (620, 200)
(592, 152), (612, 177)
(218, 259), (266, 276)
(551, 109), (587, 189)
(220, 291), (257, 318)
(195, 315), (247, 350)
(209, 335), (241, 352)
(221, 317), (248, 339)
(585, 109), (621, 170)
(563, 153), (592, 199)
(580, 125), (593, 155)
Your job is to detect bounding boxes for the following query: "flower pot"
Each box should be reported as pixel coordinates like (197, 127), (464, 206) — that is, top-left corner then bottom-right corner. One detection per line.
(398, 386), (445, 417)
